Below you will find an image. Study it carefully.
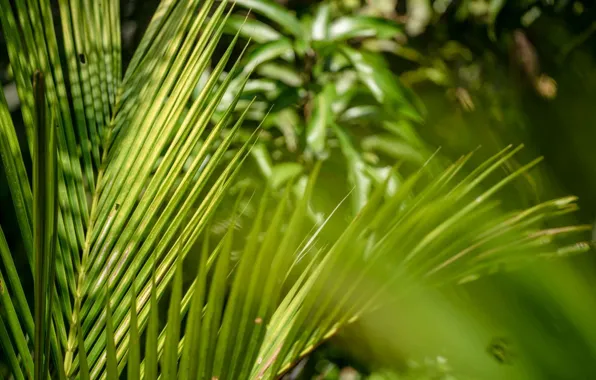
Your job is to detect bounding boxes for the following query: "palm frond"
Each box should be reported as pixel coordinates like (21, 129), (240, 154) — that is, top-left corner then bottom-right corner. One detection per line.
(0, 0), (253, 377)
(0, 0), (590, 379)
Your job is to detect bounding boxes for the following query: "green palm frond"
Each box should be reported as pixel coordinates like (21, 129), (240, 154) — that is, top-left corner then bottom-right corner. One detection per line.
(0, 0), (252, 377)
(0, 0), (590, 379)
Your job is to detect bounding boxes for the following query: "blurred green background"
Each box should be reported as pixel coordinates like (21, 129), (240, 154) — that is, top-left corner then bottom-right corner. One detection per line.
(3, 0), (596, 379)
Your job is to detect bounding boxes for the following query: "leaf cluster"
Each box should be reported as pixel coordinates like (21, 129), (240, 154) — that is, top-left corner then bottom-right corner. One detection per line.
(219, 0), (433, 213)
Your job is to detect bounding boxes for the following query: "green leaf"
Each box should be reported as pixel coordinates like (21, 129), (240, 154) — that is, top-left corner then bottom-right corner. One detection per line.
(105, 288), (118, 379)
(270, 163), (304, 189)
(361, 135), (427, 164)
(225, 14), (282, 43)
(0, 316), (25, 380)
(197, 221), (233, 378)
(365, 166), (403, 197)
(329, 16), (404, 41)
(242, 38), (295, 74)
(243, 78), (280, 94)
(332, 124), (372, 213)
(0, 0), (591, 379)
(77, 304), (91, 380)
(405, 0), (432, 36)
(233, 0), (303, 38)
(0, 226), (34, 363)
(488, 0), (507, 23)
(306, 83), (335, 158)
(256, 63), (303, 87)
(311, 3), (331, 41)
(127, 283), (140, 380)
(273, 108), (301, 152)
(340, 105), (384, 124)
(144, 260), (159, 380)
(0, 86), (34, 266)
(340, 46), (423, 122)
(74, 5), (249, 376)
(162, 257), (184, 378)
(0, 269), (33, 374)
(252, 143), (274, 178)
(178, 231), (210, 380)
(32, 71), (59, 380)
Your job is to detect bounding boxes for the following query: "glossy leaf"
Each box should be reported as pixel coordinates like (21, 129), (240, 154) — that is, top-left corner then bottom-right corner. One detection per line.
(340, 46), (423, 122)
(233, 0), (303, 38)
(329, 16), (404, 41)
(242, 38), (295, 74)
(225, 14), (282, 43)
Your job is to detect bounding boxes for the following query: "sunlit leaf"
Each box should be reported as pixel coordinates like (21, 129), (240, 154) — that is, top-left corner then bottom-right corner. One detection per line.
(329, 16), (404, 41)
(233, 0), (303, 38)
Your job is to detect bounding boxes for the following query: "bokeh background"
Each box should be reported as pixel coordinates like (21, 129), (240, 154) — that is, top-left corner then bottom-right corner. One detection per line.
(3, 0), (596, 378)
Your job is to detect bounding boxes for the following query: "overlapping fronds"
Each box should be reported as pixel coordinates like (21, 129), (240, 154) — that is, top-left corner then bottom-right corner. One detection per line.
(0, 0), (589, 379)
(0, 0), (257, 377)
(97, 146), (587, 380)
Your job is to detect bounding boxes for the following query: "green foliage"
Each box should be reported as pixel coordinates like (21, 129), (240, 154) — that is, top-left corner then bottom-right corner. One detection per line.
(220, 0), (432, 213)
(0, 0), (591, 379)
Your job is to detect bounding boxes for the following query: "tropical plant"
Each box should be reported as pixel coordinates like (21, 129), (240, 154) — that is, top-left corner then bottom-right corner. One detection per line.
(0, 0), (590, 380)
(217, 0), (435, 214)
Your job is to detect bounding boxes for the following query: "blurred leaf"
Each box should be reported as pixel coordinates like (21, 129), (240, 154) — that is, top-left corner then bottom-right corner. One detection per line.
(330, 16), (404, 41)
(271, 86), (304, 112)
(225, 15), (282, 43)
(362, 135), (427, 164)
(332, 71), (360, 115)
(330, 51), (352, 72)
(382, 120), (428, 152)
(340, 105), (384, 124)
(312, 3), (331, 41)
(243, 78), (281, 95)
(252, 142), (274, 178)
(271, 163), (304, 189)
(307, 83), (336, 158)
(333, 124), (372, 213)
(365, 166), (403, 197)
(242, 38), (295, 74)
(257, 63), (303, 87)
(233, 0), (303, 38)
(274, 108), (301, 152)
(405, 0), (433, 36)
(340, 46), (423, 122)
(488, 0), (507, 24)
(400, 67), (451, 87)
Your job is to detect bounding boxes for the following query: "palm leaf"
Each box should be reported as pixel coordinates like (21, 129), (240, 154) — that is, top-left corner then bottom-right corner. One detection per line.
(0, 0), (252, 377)
(0, 1), (589, 379)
